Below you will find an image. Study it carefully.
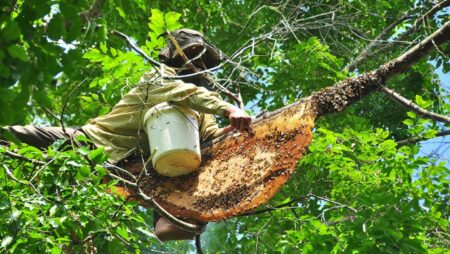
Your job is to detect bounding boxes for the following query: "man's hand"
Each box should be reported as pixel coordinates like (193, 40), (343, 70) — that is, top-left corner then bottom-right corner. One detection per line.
(224, 106), (254, 134)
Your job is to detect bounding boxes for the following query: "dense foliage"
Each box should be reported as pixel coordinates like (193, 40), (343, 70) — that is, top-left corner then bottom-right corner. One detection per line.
(1, 0), (449, 253)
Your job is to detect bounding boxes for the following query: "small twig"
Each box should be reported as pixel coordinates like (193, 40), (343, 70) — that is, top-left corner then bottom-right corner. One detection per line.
(182, 47), (208, 68)
(79, 0), (104, 22)
(2, 164), (52, 202)
(3, 164), (29, 185)
(348, 0), (450, 71)
(111, 30), (161, 68)
(378, 84), (450, 125)
(397, 130), (450, 146)
(3, 151), (47, 166)
(43, 107), (62, 122)
(60, 79), (87, 135)
(29, 157), (56, 182)
(104, 163), (137, 181)
(236, 85), (245, 110)
(137, 148), (157, 184)
(238, 196), (306, 217)
(308, 193), (357, 213)
(346, 13), (413, 71)
(413, 0), (450, 27)
(108, 171), (137, 186)
(82, 229), (108, 244)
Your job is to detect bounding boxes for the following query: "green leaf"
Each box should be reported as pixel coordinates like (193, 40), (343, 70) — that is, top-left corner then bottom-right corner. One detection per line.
(149, 9), (165, 34)
(108, 238), (124, 254)
(79, 165), (91, 177)
(423, 129), (438, 139)
(83, 48), (106, 62)
(116, 227), (130, 241)
(2, 21), (21, 41)
(403, 119), (414, 126)
(99, 42), (108, 54)
(380, 140), (396, 151)
(95, 165), (107, 176)
(385, 229), (403, 241)
(60, 2), (78, 17)
(115, 7), (127, 18)
(89, 147), (105, 163)
(64, 16), (83, 42)
(415, 94), (432, 108)
(51, 247), (62, 254)
(406, 112), (416, 119)
(0, 48), (4, 61)
(28, 232), (45, 239)
(47, 14), (67, 40)
(7, 44), (29, 62)
(110, 47), (117, 57)
(164, 12), (182, 30)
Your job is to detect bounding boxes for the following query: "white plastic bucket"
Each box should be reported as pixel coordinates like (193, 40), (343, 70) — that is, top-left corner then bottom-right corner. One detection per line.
(143, 103), (201, 177)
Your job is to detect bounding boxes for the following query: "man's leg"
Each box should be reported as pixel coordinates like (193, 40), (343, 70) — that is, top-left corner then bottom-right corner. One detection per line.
(153, 211), (205, 241)
(5, 125), (86, 148)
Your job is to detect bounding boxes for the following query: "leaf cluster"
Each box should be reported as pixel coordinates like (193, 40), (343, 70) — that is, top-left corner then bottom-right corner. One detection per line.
(0, 140), (159, 253)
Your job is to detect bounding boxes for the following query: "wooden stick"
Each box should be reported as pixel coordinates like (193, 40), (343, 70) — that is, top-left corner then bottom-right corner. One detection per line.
(379, 84), (450, 125)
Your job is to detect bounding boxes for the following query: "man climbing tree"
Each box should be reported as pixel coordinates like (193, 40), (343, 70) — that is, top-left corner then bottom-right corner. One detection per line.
(1, 29), (253, 241)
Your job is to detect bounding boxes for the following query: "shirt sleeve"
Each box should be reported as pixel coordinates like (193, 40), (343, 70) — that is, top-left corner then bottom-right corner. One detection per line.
(143, 79), (234, 116)
(199, 113), (223, 142)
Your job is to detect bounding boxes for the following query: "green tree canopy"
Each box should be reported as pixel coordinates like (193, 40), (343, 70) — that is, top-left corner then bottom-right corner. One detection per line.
(1, 0), (449, 253)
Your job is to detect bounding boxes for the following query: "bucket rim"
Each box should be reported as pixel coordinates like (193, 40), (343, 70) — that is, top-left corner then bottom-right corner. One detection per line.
(143, 102), (199, 124)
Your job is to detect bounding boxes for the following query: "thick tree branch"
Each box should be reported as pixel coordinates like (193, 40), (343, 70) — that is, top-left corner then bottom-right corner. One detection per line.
(311, 20), (450, 116)
(379, 84), (450, 125)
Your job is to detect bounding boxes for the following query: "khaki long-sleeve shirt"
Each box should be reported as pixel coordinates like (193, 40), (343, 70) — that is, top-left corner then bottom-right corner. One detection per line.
(82, 65), (233, 163)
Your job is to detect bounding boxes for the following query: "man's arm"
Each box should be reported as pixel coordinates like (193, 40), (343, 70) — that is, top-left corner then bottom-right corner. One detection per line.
(199, 113), (221, 142)
(148, 80), (252, 132)
(223, 106), (253, 133)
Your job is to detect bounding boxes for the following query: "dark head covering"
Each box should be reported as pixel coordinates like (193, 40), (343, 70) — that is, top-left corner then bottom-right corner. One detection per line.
(158, 29), (224, 69)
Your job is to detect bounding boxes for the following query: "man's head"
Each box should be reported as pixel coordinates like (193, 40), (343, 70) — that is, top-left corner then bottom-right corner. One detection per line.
(158, 29), (224, 71)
